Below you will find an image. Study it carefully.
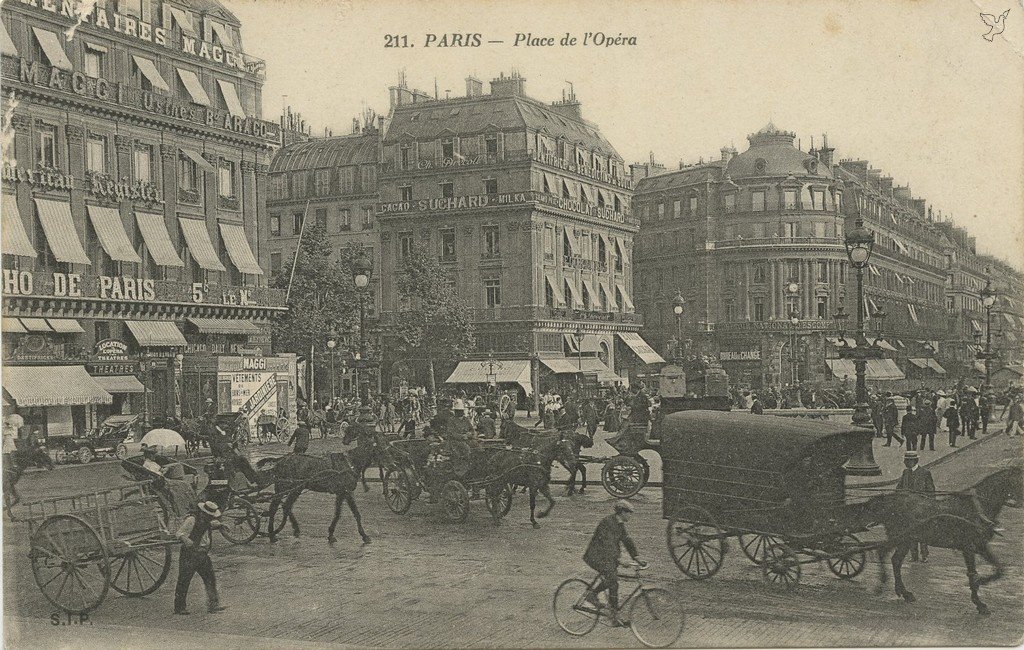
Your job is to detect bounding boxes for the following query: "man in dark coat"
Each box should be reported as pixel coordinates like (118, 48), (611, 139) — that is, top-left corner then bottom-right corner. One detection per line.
(583, 500), (644, 627)
(559, 395), (580, 432)
(882, 397), (902, 446)
(174, 501), (227, 614)
(750, 394), (764, 415)
(582, 400), (599, 438)
(979, 392), (993, 435)
(288, 421), (311, 454)
(870, 394), (884, 438)
(961, 392), (979, 440)
(900, 405), (918, 451)
(896, 451), (935, 562)
(919, 400), (937, 451)
(944, 401), (961, 447)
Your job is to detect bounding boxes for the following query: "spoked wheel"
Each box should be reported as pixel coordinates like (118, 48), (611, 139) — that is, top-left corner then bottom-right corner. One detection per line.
(109, 544), (172, 596)
(739, 533), (784, 566)
(485, 483), (514, 518)
(629, 587), (686, 648)
(442, 480), (470, 523)
(666, 506), (726, 580)
(825, 533), (867, 580)
(220, 496), (261, 545)
(552, 578), (600, 637)
(77, 446), (94, 464)
(30, 514), (110, 614)
(762, 541), (802, 590)
(601, 455), (645, 498)
(53, 448), (68, 465)
(382, 467), (414, 514)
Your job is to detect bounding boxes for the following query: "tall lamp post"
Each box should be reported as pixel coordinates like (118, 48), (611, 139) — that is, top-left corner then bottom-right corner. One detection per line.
(788, 309), (800, 387)
(326, 337), (337, 403)
(352, 252), (372, 401)
(672, 292), (685, 360)
(840, 218), (882, 476)
(572, 326), (585, 387)
(978, 278), (997, 387)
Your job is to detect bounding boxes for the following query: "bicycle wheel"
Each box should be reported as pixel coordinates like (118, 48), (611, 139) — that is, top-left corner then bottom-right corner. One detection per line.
(552, 578), (600, 636)
(629, 587), (685, 648)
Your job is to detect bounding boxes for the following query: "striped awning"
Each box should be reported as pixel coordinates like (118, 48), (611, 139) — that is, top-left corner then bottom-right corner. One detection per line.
(31, 27), (72, 71)
(1, 318), (26, 333)
(180, 147), (216, 173)
(131, 55), (170, 92)
(92, 375), (145, 394)
(826, 358), (904, 381)
(2, 366), (111, 406)
(179, 218), (226, 271)
(20, 318), (52, 332)
(615, 282), (635, 312)
(176, 68), (211, 105)
(35, 198), (89, 264)
(2, 194), (37, 257)
(136, 211), (184, 267)
(86, 205), (142, 263)
(216, 79), (246, 119)
(445, 359), (532, 396)
(125, 321), (187, 347)
(617, 332), (666, 365)
(544, 274), (565, 306)
(187, 318), (261, 335)
(1, 21), (17, 56)
(219, 223), (263, 275)
(539, 357), (582, 374)
(47, 319), (84, 333)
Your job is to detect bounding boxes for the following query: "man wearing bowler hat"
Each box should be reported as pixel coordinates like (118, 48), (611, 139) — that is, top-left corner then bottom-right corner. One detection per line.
(896, 451), (934, 562)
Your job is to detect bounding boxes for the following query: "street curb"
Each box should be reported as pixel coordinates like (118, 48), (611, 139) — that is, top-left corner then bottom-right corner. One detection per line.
(852, 430), (1005, 489)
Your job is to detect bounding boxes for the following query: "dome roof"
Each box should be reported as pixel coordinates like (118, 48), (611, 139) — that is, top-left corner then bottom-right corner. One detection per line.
(725, 123), (833, 181)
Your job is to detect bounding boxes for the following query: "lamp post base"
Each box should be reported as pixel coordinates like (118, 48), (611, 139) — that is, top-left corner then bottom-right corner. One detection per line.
(846, 401), (882, 476)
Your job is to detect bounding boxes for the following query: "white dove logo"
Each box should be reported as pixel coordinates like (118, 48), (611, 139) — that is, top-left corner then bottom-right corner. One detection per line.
(980, 9), (1010, 41)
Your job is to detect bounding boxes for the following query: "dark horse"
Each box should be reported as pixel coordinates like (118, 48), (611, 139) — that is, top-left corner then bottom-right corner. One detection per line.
(255, 453), (372, 545)
(3, 445), (55, 517)
(341, 424), (392, 492)
(861, 465), (1022, 614)
(485, 427), (578, 528)
(500, 420), (590, 495)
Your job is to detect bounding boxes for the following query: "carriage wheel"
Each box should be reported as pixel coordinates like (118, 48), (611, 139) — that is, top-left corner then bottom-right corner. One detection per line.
(761, 541), (802, 590)
(825, 533), (867, 580)
(383, 468), (414, 514)
(666, 506), (726, 580)
(442, 480), (470, 523)
(115, 444), (129, 461)
(601, 455), (645, 499)
(739, 533), (784, 566)
(53, 448), (68, 465)
(109, 544), (172, 597)
(486, 483), (514, 518)
(220, 496), (261, 545)
(30, 514), (110, 614)
(77, 446), (94, 464)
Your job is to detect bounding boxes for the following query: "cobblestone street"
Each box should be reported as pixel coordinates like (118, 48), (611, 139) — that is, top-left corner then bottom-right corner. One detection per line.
(4, 427), (1022, 649)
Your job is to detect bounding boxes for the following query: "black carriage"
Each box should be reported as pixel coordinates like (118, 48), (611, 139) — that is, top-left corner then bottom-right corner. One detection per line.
(381, 438), (514, 522)
(661, 410), (875, 589)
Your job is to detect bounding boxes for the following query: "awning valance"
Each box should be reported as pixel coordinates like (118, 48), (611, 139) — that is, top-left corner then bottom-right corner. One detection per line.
(578, 357), (623, 384)
(2, 366), (111, 407)
(175, 68), (211, 106)
(564, 279), (583, 308)
(86, 205), (142, 263)
(2, 194), (37, 258)
(31, 27), (72, 71)
(179, 218), (226, 271)
(136, 211), (184, 267)
(445, 359), (532, 396)
(219, 223), (263, 275)
(615, 282), (635, 312)
(35, 198), (90, 265)
(617, 332), (666, 364)
(564, 334), (602, 354)
(216, 79), (246, 119)
(544, 274), (565, 306)
(132, 55), (170, 92)
(47, 319), (84, 333)
(125, 321), (187, 347)
(92, 375), (145, 394)
(187, 318), (261, 335)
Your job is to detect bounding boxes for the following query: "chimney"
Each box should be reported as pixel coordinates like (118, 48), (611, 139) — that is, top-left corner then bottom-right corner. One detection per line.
(490, 71), (526, 96)
(839, 159), (869, 182)
(893, 185), (912, 203)
(879, 176), (894, 196)
(720, 146), (737, 163)
(818, 134), (835, 167)
(465, 76), (483, 97)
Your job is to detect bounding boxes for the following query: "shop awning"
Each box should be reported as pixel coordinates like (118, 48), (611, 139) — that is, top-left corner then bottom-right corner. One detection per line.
(86, 205), (142, 263)
(179, 218), (226, 271)
(927, 359), (946, 375)
(826, 358), (904, 381)
(562, 225), (580, 256)
(20, 318), (52, 332)
(46, 319), (84, 333)
(615, 283), (635, 312)
(971, 319), (983, 333)
(578, 357), (623, 384)
(581, 279), (599, 308)
(1003, 313), (1015, 326)
(127, 54), (169, 92)
(31, 27), (73, 71)
(2, 194), (37, 257)
(1, 318), (26, 333)
(539, 357), (582, 374)
(579, 183), (594, 204)
(175, 68), (211, 106)
(445, 359), (532, 396)
(125, 320), (187, 347)
(168, 6), (197, 36)
(907, 303), (920, 325)
(136, 211), (184, 267)
(209, 20), (234, 48)
(34, 198), (90, 264)
(2, 366), (111, 406)
(893, 239), (909, 254)
(219, 223), (263, 275)
(564, 334), (602, 354)
(865, 336), (898, 352)
(543, 173), (559, 195)
(187, 318), (261, 335)
(92, 375), (145, 394)
(180, 147), (216, 173)
(1, 21), (17, 56)
(868, 264), (881, 277)
(617, 332), (666, 364)
(216, 79), (246, 119)
(564, 279), (583, 309)
(600, 280), (618, 310)
(908, 358), (929, 369)
(544, 274), (565, 306)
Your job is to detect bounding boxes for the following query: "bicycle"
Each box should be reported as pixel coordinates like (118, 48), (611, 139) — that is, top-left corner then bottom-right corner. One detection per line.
(552, 562), (684, 648)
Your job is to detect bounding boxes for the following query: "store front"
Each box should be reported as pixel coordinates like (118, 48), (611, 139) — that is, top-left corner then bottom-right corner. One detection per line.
(1, 365), (112, 440)
(183, 353), (297, 430)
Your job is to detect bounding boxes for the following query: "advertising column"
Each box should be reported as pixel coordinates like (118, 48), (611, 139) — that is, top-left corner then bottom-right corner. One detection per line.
(217, 355), (297, 432)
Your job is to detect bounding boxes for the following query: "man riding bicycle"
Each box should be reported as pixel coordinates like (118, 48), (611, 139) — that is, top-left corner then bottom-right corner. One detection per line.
(583, 500), (647, 627)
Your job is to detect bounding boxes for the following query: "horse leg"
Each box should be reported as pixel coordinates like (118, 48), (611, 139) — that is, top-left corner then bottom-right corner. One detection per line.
(346, 493), (372, 544)
(537, 483), (555, 519)
(892, 543), (915, 602)
(529, 488), (539, 529)
(578, 464), (586, 494)
(874, 547), (890, 595)
(327, 493), (343, 544)
(360, 464), (370, 493)
(267, 493), (282, 543)
(975, 543), (1004, 587)
(962, 551), (989, 614)
(284, 491), (302, 538)
(565, 462), (576, 496)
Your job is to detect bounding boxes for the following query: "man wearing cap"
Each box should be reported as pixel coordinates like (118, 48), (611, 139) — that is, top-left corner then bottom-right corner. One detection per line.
(896, 451), (934, 562)
(583, 500), (645, 627)
(288, 419), (311, 454)
(174, 501), (227, 615)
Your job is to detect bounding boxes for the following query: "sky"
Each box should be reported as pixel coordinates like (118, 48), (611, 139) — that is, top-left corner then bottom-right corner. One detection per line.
(227, 0), (1024, 269)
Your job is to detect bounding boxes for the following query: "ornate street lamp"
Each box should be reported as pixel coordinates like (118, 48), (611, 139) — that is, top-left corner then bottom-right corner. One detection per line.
(789, 308), (800, 387)
(978, 278), (997, 387)
(672, 292), (685, 359)
(840, 218), (882, 476)
(572, 326), (585, 378)
(352, 252), (373, 400)
(326, 337), (338, 402)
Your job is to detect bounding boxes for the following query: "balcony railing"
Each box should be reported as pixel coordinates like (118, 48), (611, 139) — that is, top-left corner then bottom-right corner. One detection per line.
(381, 151), (531, 174)
(714, 236), (843, 248)
(469, 305), (642, 324)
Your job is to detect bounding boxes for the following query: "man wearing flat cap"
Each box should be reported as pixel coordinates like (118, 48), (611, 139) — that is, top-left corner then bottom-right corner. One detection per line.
(896, 451), (934, 562)
(583, 500), (646, 627)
